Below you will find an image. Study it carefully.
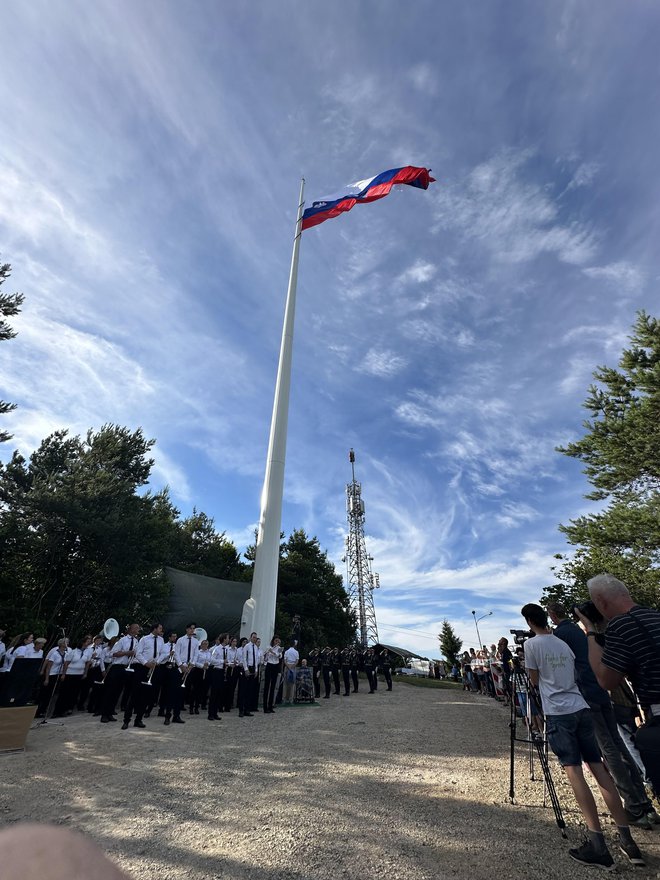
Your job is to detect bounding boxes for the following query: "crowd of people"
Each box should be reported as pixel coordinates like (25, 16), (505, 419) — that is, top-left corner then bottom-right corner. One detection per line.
(0, 623), (396, 729)
(452, 574), (660, 871)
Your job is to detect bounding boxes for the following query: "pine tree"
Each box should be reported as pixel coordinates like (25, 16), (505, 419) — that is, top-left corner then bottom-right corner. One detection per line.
(0, 262), (25, 442)
(439, 619), (462, 666)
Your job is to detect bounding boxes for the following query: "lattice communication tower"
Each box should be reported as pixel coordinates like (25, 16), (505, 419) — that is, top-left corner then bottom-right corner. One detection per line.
(342, 449), (380, 648)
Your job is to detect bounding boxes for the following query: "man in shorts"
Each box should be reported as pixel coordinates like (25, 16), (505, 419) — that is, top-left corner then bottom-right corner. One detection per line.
(521, 603), (644, 869)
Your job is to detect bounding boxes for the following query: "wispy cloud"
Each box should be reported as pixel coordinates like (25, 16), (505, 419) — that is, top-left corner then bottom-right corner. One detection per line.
(357, 348), (408, 378)
(583, 261), (646, 295)
(435, 149), (598, 265)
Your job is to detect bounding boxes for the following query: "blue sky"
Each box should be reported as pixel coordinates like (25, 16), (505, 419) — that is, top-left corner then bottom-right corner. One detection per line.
(1, 1), (659, 656)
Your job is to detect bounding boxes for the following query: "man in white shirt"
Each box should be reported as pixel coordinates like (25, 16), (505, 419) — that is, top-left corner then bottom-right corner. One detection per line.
(239, 632), (261, 718)
(120, 622), (163, 729)
(283, 641), (300, 704)
(522, 603), (643, 869)
(100, 623), (140, 724)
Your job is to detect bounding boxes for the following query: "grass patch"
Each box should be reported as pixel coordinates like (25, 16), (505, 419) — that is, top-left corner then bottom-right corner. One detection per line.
(394, 677), (462, 690)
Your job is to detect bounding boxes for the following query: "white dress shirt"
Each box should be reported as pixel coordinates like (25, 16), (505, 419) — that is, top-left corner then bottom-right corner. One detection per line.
(242, 642), (262, 672)
(85, 644), (105, 671)
(264, 644), (283, 665)
(110, 634), (139, 666)
(284, 647), (300, 667)
(136, 633), (164, 665)
(210, 644), (228, 668)
(174, 634), (200, 667)
(45, 647), (71, 676)
(195, 649), (212, 669)
(226, 646), (239, 668)
(0, 640), (6, 666)
(13, 645), (43, 661)
(65, 647), (87, 675)
(158, 642), (179, 666)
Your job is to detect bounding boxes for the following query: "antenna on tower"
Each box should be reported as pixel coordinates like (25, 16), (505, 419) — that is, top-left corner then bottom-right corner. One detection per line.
(343, 449), (380, 648)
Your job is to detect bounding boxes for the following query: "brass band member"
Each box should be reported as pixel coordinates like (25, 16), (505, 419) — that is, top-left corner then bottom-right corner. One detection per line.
(224, 636), (240, 712)
(208, 634), (229, 721)
(158, 631), (184, 725)
(262, 636), (282, 713)
(192, 639), (212, 715)
(100, 623), (140, 724)
(140, 623), (165, 718)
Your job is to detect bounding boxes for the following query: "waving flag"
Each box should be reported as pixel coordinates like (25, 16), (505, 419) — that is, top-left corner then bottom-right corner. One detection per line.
(301, 165), (435, 231)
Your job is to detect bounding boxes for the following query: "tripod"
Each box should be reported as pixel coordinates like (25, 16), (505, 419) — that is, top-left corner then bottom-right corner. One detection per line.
(508, 660), (567, 837)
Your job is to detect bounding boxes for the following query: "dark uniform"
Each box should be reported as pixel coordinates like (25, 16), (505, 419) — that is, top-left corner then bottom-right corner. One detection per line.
(340, 647), (353, 696)
(363, 648), (377, 693)
(379, 648), (393, 691)
(330, 648), (341, 695)
(308, 648), (321, 698)
(350, 648), (360, 693)
(320, 647), (332, 698)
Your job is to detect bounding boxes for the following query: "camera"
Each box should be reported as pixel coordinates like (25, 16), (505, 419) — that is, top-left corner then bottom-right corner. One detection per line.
(510, 628), (533, 646)
(572, 600), (603, 625)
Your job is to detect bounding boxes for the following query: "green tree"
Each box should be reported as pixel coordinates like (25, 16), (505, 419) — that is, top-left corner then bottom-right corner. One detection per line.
(0, 262), (24, 443)
(547, 311), (660, 606)
(245, 528), (356, 648)
(171, 508), (246, 580)
(439, 619), (462, 666)
(0, 424), (179, 636)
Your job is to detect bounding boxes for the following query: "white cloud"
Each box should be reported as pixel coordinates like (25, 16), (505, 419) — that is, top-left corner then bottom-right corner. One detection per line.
(582, 261), (646, 294)
(397, 259), (437, 285)
(357, 348), (408, 378)
(435, 149), (598, 265)
(408, 63), (438, 96)
(495, 502), (540, 528)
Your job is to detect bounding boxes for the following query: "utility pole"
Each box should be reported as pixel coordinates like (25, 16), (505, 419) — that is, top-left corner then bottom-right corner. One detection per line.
(343, 449), (380, 648)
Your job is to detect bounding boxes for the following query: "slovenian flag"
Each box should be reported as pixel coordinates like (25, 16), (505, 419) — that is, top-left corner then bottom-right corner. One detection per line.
(301, 166), (435, 231)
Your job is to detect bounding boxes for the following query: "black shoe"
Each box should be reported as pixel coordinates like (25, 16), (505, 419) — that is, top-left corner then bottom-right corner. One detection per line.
(157, 709), (165, 717)
(172, 717), (185, 724)
(568, 841), (614, 870)
(189, 708), (194, 715)
(239, 712), (244, 717)
(619, 841), (645, 866)
(207, 715), (219, 721)
(164, 717), (171, 725)
(194, 708), (200, 715)
(143, 711), (151, 718)
(323, 695), (330, 699)
(134, 720), (146, 729)
(343, 693), (350, 697)
(243, 712), (253, 717)
(121, 722), (129, 730)
(101, 716), (111, 723)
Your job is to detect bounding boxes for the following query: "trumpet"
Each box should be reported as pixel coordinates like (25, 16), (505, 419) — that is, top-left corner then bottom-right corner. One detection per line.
(180, 665), (193, 688)
(142, 663), (158, 686)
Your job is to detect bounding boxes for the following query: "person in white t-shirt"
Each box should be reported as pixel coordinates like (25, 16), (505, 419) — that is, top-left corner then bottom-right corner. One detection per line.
(283, 641), (299, 704)
(522, 603), (643, 870)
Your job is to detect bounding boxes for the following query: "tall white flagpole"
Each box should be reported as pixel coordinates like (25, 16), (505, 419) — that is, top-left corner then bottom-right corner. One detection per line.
(241, 178), (305, 642)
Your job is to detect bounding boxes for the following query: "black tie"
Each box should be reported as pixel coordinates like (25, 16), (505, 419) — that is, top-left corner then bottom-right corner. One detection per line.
(187, 638), (192, 663)
(129, 637), (134, 650)
(153, 636), (158, 658)
(252, 645), (255, 667)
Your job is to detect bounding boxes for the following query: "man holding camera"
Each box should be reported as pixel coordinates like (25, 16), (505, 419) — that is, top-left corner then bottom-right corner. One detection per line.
(547, 601), (657, 828)
(576, 573), (660, 799)
(521, 603), (644, 869)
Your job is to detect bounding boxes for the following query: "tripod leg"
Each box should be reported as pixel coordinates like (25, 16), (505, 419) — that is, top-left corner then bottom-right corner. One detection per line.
(509, 701), (516, 802)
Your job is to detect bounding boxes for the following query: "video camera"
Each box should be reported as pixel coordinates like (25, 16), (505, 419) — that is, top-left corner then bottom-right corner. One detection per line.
(572, 600), (604, 626)
(510, 628), (533, 646)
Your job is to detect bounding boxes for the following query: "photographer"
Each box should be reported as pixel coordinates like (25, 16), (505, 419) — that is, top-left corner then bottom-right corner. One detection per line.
(547, 601), (657, 828)
(521, 603), (644, 869)
(576, 573), (660, 797)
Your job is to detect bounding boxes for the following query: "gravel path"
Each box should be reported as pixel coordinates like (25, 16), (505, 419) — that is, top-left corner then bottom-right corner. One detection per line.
(2, 682), (660, 879)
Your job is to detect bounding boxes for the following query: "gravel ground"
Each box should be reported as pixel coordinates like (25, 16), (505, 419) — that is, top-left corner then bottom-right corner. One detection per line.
(2, 682), (660, 879)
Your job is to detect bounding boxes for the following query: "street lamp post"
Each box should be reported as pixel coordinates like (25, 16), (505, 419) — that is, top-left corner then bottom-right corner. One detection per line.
(471, 610), (492, 649)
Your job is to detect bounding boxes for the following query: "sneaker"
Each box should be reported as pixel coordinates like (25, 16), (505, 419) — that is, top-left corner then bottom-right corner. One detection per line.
(619, 841), (645, 866)
(568, 841), (614, 870)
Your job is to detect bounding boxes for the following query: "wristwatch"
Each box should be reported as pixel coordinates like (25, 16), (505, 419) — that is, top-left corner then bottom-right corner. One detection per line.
(586, 631), (598, 638)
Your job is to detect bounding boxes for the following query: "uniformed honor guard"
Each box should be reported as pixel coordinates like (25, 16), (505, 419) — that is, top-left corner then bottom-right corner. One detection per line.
(350, 646), (360, 693)
(340, 646), (353, 696)
(330, 647), (341, 695)
(320, 646), (332, 698)
(379, 647), (393, 691)
(363, 647), (377, 694)
(308, 647), (321, 698)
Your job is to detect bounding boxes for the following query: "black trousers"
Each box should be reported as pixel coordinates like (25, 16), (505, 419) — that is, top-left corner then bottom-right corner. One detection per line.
(382, 667), (392, 690)
(263, 663), (279, 711)
(86, 667), (104, 712)
(636, 717), (660, 796)
(342, 667), (351, 695)
(331, 667), (340, 694)
(225, 668), (239, 710)
(312, 667), (321, 698)
(123, 664), (148, 723)
(161, 666), (183, 718)
(365, 668), (376, 692)
(238, 670), (257, 714)
(208, 668), (225, 717)
(101, 665), (127, 718)
(322, 667), (331, 697)
(351, 667), (359, 692)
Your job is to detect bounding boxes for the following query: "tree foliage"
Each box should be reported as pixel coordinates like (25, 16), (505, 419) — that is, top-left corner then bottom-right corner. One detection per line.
(267, 529), (356, 649)
(546, 311), (660, 607)
(0, 262), (25, 443)
(170, 508), (246, 580)
(439, 619), (462, 666)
